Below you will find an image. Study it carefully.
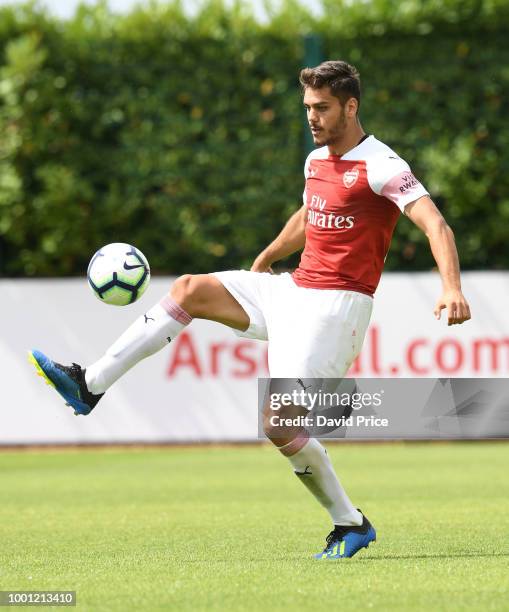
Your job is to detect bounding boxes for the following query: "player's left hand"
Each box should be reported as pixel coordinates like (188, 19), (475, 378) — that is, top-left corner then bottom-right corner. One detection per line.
(434, 290), (471, 326)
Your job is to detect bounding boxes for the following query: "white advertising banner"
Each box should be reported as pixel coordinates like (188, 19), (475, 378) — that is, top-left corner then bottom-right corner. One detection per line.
(1, 272), (508, 444)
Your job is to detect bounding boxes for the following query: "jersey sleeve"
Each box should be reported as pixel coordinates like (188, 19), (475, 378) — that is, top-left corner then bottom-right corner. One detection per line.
(302, 151), (313, 205)
(367, 154), (429, 212)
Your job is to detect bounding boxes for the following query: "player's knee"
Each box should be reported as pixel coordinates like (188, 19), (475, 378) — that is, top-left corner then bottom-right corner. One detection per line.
(170, 274), (209, 317)
(262, 412), (276, 440)
(261, 403), (276, 439)
(171, 274), (197, 312)
(170, 274), (192, 299)
(262, 407), (291, 445)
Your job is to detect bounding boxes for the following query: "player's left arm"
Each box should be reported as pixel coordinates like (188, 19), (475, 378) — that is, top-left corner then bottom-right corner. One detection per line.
(404, 195), (471, 326)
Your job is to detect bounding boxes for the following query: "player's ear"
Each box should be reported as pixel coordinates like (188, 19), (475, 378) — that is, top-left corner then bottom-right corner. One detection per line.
(345, 97), (358, 118)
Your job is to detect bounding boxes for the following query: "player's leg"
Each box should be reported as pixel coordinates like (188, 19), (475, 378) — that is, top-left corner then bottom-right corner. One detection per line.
(83, 274), (249, 394)
(262, 279), (376, 558)
(262, 384), (376, 559)
(169, 274), (250, 329)
(262, 379), (362, 525)
(30, 274), (250, 414)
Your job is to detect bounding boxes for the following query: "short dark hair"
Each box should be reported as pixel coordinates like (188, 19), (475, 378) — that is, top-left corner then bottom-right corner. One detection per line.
(299, 60), (361, 109)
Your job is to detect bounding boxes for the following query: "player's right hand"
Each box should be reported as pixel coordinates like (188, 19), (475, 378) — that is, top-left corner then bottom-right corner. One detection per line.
(251, 253), (274, 273)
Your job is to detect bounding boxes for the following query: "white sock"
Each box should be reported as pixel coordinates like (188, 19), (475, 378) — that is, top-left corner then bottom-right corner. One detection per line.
(85, 295), (192, 394)
(279, 433), (362, 526)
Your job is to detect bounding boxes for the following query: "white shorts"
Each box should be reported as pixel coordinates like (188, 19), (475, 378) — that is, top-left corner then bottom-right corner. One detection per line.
(212, 270), (373, 378)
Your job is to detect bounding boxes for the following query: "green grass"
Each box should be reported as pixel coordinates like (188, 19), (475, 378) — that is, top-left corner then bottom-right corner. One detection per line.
(1, 443), (507, 611)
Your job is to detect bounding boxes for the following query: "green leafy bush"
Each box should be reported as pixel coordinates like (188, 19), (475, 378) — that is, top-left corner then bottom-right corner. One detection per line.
(0, 1), (508, 276)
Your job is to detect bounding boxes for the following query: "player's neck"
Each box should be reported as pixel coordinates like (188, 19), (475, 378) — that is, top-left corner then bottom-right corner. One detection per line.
(327, 125), (366, 157)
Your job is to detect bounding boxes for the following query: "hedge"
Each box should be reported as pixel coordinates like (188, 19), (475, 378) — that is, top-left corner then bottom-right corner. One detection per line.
(0, 0), (508, 276)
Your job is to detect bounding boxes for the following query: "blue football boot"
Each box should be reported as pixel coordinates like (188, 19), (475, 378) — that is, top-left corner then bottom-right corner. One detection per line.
(28, 349), (103, 416)
(315, 511), (376, 559)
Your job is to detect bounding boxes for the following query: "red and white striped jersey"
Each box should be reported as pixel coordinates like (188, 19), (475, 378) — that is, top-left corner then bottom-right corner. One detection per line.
(292, 135), (428, 296)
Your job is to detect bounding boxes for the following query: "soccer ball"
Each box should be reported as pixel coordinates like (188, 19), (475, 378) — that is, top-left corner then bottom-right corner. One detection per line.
(87, 243), (150, 306)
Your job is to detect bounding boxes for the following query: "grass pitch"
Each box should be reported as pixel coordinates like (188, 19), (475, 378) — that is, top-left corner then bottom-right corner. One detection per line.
(1, 442), (507, 611)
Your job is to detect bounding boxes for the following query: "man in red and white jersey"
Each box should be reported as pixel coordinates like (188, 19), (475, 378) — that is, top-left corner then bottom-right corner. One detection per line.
(295, 133), (428, 296)
(31, 61), (471, 559)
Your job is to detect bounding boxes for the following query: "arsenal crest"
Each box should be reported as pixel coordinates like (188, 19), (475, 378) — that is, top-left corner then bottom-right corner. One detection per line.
(343, 168), (359, 188)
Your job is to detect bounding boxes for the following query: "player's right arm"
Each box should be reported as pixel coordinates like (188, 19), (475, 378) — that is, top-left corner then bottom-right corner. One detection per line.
(251, 204), (307, 272)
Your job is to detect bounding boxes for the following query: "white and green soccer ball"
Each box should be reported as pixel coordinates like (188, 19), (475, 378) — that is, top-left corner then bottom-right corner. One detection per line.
(87, 243), (150, 306)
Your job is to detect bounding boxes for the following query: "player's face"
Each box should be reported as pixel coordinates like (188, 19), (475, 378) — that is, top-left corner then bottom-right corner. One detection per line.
(304, 87), (351, 147)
